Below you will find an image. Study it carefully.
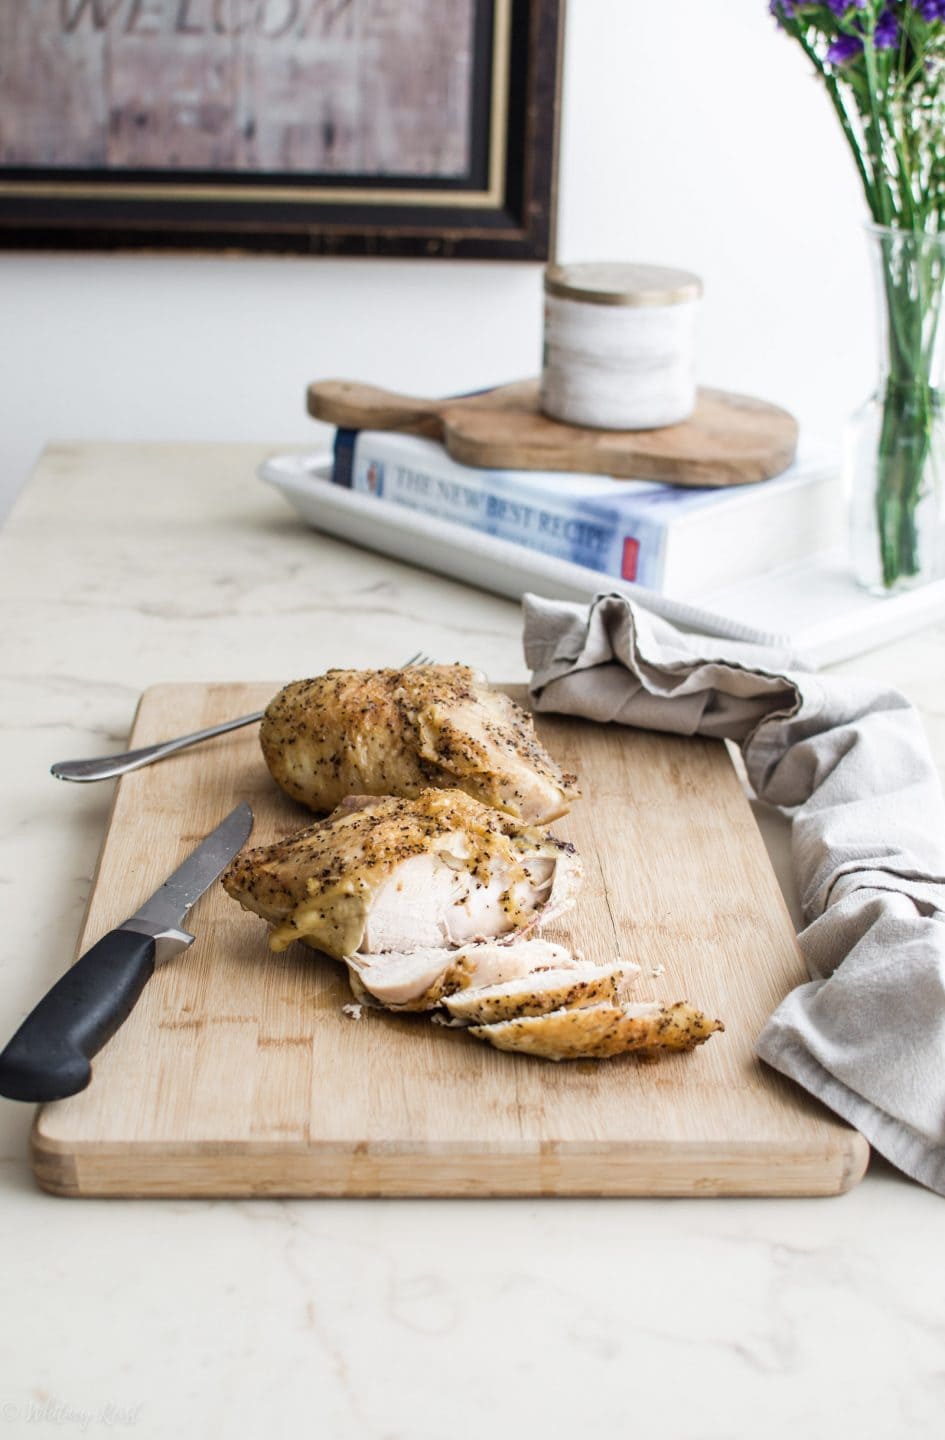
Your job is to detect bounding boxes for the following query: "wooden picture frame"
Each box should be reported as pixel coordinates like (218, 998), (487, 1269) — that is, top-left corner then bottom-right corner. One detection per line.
(0, 0), (562, 260)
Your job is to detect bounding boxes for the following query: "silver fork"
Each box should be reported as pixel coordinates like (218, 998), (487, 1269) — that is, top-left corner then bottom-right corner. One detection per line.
(50, 653), (434, 783)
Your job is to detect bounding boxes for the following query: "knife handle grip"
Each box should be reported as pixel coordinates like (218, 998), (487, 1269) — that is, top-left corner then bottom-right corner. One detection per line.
(0, 930), (156, 1102)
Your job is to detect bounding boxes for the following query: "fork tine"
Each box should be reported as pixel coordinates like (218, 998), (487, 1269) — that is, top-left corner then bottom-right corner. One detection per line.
(402, 652), (435, 667)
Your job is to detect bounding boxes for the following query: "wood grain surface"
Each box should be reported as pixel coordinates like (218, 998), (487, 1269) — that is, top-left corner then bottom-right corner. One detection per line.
(32, 683), (867, 1198)
(307, 378), (800, 486)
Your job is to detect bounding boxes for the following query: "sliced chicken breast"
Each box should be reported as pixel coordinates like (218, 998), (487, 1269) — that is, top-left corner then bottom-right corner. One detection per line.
(442, 961), (639, 1025)
(345, 938), (578, 1012)
(221, 788), (583, 960)
(260, 664), (578, 823)
(470, 1000), (724, 1061)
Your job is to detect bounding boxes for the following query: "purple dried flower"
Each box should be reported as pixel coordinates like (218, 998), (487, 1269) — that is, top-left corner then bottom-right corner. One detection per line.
(828, 33), (865, 62)
(874, 8), (900, 46)
(917, 0), (945, 20)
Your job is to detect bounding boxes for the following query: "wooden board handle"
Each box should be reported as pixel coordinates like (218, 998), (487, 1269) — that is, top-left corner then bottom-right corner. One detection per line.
(307, 380), (445, 437)
(306, 377), (800, 486)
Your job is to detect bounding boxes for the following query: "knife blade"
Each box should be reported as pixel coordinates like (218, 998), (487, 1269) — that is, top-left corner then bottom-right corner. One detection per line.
(0, 801), (253, 1103)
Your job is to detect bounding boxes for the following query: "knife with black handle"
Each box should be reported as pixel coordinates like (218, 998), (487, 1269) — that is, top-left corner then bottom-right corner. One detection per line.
(0, 802), (253, 1103)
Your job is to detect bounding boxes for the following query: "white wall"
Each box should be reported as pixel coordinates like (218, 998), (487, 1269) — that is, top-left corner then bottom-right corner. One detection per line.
(0, 0), (874, 518)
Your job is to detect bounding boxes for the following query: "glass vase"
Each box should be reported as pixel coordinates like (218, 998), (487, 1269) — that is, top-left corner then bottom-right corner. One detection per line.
(847, 224), (945, 594)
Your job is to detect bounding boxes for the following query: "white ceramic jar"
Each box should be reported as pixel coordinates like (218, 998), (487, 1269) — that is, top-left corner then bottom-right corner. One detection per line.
(541, 261), (702, 430)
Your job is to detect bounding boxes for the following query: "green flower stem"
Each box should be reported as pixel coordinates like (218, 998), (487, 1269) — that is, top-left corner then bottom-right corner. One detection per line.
(862, 39), (896, 225)
(875, 244), (943, 587)
(875, 384), (928, 585)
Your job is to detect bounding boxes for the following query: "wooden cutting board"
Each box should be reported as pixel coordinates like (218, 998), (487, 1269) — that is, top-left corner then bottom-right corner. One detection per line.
(307, 378), (800, 486)
(32, 683), (868, 1199)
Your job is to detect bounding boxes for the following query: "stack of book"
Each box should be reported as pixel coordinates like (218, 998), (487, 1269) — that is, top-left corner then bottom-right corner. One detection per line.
(261, 442), (945, 665)
(331, 426), (844, 601)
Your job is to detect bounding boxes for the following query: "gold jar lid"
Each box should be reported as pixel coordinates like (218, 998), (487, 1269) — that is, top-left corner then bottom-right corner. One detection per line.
(544, 261), (703, 307)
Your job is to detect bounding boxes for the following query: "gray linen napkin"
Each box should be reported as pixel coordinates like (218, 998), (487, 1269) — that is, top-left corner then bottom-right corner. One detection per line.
(523, 591), (945, 1195)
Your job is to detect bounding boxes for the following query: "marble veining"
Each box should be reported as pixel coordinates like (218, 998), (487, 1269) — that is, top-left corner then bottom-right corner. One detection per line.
(0, 442), (943, 1438)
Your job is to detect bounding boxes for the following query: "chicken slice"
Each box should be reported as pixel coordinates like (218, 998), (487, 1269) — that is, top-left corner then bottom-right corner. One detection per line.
(345, 939), (579, 1012)
(443, 961), (639, 1025)
(221, 788), (582, 960)
(470, 1000), (724, 1061)
(259, 664), (578, 823)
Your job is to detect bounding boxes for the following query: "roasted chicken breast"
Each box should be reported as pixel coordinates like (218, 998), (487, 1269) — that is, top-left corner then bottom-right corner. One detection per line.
(259, 664), (578, 824)
(221, 788), (583, 961)
(224, 793), (724, 1061)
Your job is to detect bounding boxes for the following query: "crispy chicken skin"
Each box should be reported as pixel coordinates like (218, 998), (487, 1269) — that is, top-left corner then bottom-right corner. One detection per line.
(259, 664), (578, 824)
(221, 788), (582, 960)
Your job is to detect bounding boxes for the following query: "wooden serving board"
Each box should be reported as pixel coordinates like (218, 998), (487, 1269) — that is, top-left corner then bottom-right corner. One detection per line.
(32, 683), (868, 1198)
(307, 378), (800, 486)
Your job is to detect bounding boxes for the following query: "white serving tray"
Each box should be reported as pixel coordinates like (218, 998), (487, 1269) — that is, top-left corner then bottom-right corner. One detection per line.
(260, 453), (945, 668)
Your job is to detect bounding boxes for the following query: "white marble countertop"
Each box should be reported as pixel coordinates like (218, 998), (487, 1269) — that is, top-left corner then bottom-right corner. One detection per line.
(2, 442), (944, 1440)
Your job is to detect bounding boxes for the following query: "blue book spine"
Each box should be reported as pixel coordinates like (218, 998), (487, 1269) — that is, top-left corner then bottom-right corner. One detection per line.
(332, 431), (669, 588)
(333, 428), (356, 488)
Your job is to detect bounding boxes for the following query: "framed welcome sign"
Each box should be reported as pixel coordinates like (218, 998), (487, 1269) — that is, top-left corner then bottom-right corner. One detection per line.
(0, 0), (562, 258)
